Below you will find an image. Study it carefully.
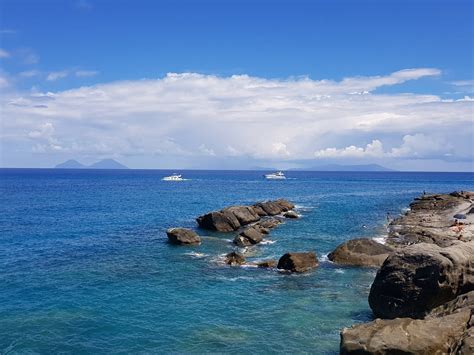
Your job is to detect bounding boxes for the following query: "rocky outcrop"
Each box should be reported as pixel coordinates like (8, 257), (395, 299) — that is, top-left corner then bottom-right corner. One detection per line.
(196, 199), (294, 232)
(225, 251), (246, 266)
(328, 238), (394, 267)
(368, 241), (474, 319)
(341, 291), (474, 354)
(233, 226), (265, 247)
(387, 192), (474, 247)
(255, 217), (282, 230)
(277, 252), (318, 272)
(166, 228), (201, 245)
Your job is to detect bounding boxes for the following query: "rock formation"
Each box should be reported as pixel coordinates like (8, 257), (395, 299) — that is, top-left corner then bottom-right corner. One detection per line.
(369, 241), (474, 319)
(328, 238), (394, 267)
(166, 228), (201, 245)
(277, 252), (318, 272)
(196, 199), (294, 232)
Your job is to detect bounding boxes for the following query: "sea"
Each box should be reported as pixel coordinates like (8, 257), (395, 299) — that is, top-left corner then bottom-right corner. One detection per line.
(1, 169), (473, 354)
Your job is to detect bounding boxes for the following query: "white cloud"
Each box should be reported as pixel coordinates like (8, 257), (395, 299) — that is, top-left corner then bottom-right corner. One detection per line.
(315, 140), (384, 158)
(0, 75), (9, 88)
(315, 134), (454, 160)
(0, 49), (10, 58)
(75, 70), (99, 77)
(47, 71), (69, 81)
(1, 69), (472, 168)
(450, 80), (474, 87)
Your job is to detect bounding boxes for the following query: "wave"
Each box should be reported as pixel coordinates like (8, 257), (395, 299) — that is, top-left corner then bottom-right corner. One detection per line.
(184, 252), (208, 258)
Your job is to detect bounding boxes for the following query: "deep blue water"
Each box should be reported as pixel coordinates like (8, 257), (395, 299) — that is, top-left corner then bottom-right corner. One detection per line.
(1, 169), (473, 354)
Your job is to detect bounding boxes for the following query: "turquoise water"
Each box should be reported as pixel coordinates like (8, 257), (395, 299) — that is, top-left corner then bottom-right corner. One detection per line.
(1, 169), (473, 354)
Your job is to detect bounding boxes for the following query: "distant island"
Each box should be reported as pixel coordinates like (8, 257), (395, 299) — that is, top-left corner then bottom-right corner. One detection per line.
(289, 163), (395, 172)
(55, 159), (128, 169)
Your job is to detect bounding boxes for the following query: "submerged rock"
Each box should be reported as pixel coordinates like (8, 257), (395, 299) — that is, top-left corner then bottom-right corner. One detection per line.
(233, 227), (264, 247)
(341, 291), (474, 355)
(328, 238), (394, 267)
(166, 228), (201, 245)
(225, 251), (246, 266)
(256, 259), (277, 268)
(369, 241), (474, 319)
(277, 252), (318, 272)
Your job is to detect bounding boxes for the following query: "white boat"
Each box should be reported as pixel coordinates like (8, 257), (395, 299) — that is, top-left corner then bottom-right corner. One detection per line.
(264, 171), (286, 180)
(162, 173), (184, 181)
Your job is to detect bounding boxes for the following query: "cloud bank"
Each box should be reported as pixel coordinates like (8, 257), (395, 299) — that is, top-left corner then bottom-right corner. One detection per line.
(1, 68), (473, 170)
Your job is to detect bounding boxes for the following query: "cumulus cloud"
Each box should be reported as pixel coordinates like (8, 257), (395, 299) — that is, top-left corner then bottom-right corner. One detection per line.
(1, 69), (472, 168)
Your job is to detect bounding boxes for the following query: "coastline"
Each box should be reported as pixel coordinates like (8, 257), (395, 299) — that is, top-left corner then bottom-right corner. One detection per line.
(339, 191), (474, 354)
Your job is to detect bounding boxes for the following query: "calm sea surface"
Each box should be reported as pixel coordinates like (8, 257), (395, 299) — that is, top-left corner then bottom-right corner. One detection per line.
(1, 169), (473, 354)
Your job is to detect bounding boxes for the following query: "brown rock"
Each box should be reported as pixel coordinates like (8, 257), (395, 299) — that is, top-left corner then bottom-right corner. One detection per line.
(223, 206), (260, 225)
(341, 291), (474, 355)
(196, 210), (241, 232)
(328, 238), (394, 267)
(369, 241), (474, 319)
(277, 252), (319, 272)
(225, 251), (245, 266)
(233, 227), (264, 247)
(166, 228), (201, 245)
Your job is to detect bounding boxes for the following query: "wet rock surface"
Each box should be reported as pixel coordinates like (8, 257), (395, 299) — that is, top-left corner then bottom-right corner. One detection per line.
(328, 238), (394, 267)
(166, 228), (201, 245)
(225, 251), (246, 266)
(277, 252), (318, 273)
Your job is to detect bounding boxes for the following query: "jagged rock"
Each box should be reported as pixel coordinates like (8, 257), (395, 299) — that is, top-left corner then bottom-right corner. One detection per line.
(256, 259), (277, 268)
(256, 217), (281, 230)
(196, 210), (241, 232)
(369, 241), (474, 319)
(275, 199), (295, 211)
(341, 291), (474, 355)
(283, 211), (299, 219)
(328, 238), (394, 267)
(225, 251), (245, 266)
(196, 199), (293, 231)
(254, 201), (284, 216)
(166, 228), (201, 245)
(233, 227), (264, 247)
(223, 206), (260, 225)
(277, 252), (318, 272)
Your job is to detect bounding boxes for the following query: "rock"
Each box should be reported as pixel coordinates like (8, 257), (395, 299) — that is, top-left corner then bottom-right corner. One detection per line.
(328, 238), (394, 267)
(196, 210), (241, 232)
(256, 259), (277, 268)
(256, 217), (281, 230)
(283, 211), (299, 219)
(223, 206), (260, 225)
(233, 227), (264, 247)
(275, 199), (295, 211)
(454, 213), (467, 219)
(166, 228), (201, 245)
(252, 205), (268, 216)
(341, 291), (474, 354)
(197, 199), (294, 231)
(254, 201), (284, 216)
(340, 309), (471, 354)
(368, 241), (474, 319)
(277, 252), (319, 272)
(225, 251), (245, 266)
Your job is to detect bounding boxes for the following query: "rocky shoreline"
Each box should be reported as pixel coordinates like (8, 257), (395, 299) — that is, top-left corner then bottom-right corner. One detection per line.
(338, 191), (474, 354)
(165, 192), (474, 354)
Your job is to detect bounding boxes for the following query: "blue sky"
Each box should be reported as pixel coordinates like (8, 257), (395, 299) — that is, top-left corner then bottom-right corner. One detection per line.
(0, 0), (473, 170)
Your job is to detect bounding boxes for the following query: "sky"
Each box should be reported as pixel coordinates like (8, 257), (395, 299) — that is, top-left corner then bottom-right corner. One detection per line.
(0, 0), (473, 171)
